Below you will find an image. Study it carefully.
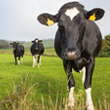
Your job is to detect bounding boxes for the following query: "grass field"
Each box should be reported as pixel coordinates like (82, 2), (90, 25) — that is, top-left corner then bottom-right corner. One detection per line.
(0, 48), (110, 109)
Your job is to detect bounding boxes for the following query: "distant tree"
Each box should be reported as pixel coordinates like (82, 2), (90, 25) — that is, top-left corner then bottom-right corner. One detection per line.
(98, 34), (110, 57)
(105, 34), (110, 51)
(0, 39), (11, 49)
(19, 41), (25, 45)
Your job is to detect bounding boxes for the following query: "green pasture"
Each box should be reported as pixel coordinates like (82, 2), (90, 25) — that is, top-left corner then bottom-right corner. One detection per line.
(0, 54), (66, 101)
(0, 48), (110, 109)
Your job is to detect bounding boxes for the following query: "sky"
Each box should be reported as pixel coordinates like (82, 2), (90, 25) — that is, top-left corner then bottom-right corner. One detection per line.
(0, 0), (110, 42)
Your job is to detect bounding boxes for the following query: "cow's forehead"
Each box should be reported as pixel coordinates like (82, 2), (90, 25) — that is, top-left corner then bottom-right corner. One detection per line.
(35, 40), (38, 42)
(65, 7), (79, 20)
(13, 42), (16, 44)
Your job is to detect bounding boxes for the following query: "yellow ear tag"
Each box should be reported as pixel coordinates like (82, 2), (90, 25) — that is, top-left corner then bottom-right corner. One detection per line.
(47, 18), (54, 26)
(89, 13), (96, 21)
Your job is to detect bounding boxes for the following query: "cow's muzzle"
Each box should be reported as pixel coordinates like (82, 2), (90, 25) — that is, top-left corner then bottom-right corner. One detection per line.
(64, 51), (77, 60)
(35, 48), (38, 50)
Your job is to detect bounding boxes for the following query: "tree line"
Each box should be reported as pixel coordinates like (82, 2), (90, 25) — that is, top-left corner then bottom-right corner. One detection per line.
(0, 40), (11, 49)
(98, 34), (110, 57)
(0, 40), (25, 49)
(0, 34), (110, 57)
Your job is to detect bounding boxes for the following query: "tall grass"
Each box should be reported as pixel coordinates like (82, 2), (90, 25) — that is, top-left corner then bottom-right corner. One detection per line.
(0, 73), (110, 110)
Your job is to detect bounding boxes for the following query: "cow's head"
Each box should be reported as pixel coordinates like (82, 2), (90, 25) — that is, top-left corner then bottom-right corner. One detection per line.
(10, 42), (19, 50)
(32, 38), (42, 50)
(38, 2), (104, 60)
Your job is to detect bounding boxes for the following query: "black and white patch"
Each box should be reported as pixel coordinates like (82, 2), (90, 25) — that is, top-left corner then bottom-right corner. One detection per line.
(65, 7), (79, 20)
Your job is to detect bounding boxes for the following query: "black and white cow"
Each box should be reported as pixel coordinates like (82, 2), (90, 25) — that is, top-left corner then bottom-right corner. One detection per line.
(30, 38), (44, 67)
(37, 2), (105, 110)
(10, 42), (25, 65)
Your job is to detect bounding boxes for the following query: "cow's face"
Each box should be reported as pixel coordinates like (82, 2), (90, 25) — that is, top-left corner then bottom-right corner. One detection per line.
(57, 7), (86, 59)
(38, 2), (104, 60)
(10, 42), (19, 50)
(32, 39), (42, 50)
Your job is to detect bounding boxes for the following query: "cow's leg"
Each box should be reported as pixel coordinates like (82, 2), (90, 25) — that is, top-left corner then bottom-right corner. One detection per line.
(21, 55), (23, 64)
(33, 56), (36, 67)
(37, 55), (40, 67)
(18, 56), (20, 65)
(84, 57), (95, 110)
(39, 55), (42, 65)
(63, 60), (75, 107)
(35, 56), (37, 66)
(81, 67), (86, 84)
(15, 56), (17, 65)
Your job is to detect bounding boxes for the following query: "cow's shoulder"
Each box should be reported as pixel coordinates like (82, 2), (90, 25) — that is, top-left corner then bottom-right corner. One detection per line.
(54, 30), (62, 58)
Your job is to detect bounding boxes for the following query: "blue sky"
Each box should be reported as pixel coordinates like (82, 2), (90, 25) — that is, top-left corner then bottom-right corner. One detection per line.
(0, 0), (110, 41)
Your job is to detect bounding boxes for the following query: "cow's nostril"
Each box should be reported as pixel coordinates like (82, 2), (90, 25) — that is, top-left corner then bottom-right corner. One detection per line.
(35, 48), (38, 50)
(64, 51), (77, 60)
(74, 51), (77, 55)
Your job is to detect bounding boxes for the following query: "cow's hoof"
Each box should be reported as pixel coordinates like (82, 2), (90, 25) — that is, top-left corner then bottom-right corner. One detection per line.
(68, 106), (74, 109)
(87, 107), (94, 110)
(68, 103), (74, 108)
(38, 64), (40, 67)
(68, 99), (74, 107)
(86, 103), (94, 110)
(33, 65), (35, 67)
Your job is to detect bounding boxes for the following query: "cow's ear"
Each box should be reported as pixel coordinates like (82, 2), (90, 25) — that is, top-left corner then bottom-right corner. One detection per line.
(17, 43), (19, 45)
(37, 13), (59, 26)
(86, 8), (105, 21)
(10, 43), (13, 45)
(39, 40), (42, 43)
(32, 41), (35, 43)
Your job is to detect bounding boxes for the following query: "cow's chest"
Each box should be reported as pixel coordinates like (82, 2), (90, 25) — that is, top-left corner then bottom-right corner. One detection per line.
(71, 58), (87, 72)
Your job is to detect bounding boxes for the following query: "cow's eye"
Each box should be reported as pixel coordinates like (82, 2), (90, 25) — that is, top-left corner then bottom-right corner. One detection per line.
(59, 26), (65, 30)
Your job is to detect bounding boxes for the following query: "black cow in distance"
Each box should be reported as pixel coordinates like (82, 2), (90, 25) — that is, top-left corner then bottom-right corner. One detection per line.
(30, 38), (44, 67)
(37, 2), (104, 110)
(10, 42), (25, 65)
